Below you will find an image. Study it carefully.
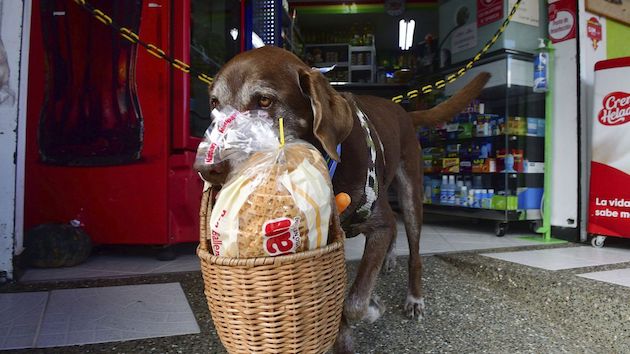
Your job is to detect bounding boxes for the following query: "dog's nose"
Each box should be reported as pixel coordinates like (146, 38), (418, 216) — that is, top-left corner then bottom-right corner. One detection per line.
(196, 161), (230, 185)
(207, 162), (226, 174)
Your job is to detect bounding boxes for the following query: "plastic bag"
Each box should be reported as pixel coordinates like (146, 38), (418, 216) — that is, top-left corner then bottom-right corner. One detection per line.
(197, 107), (334, 258)
(195, 107), (278, 168)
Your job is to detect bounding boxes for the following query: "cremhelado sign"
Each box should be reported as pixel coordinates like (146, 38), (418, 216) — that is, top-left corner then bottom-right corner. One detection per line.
(588, 57), (630, 239)
(598, 91), (630, 126)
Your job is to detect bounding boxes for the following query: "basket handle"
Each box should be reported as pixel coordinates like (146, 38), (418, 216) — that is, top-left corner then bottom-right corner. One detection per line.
(329, 194), (346, 244)
(199, 182), (213, 252)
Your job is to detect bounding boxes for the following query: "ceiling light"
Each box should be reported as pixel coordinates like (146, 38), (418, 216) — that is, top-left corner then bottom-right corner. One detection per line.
(399, 19), (416, 51)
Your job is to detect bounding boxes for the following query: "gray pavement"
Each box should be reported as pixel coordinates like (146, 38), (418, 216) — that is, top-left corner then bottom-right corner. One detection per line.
(4, 242), (630, 353)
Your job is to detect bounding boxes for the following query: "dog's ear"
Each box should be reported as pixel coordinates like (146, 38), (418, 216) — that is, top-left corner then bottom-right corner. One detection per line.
(299, 68), (353, 161)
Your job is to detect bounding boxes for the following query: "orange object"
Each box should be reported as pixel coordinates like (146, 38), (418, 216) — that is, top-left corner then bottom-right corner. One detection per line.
(335, 192), (351, 213)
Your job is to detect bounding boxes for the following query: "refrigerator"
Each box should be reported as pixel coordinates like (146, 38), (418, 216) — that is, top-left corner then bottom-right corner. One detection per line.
(24, 0), (242, 246)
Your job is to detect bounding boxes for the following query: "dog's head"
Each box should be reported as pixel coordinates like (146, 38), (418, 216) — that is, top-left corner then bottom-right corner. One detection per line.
(196, 46), (353, 185)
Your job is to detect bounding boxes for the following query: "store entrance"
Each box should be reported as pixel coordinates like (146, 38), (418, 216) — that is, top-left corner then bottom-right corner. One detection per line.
(290, 1), (547, 239)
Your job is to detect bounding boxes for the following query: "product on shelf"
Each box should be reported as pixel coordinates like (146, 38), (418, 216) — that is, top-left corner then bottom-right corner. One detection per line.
(507, 116), (527, 135)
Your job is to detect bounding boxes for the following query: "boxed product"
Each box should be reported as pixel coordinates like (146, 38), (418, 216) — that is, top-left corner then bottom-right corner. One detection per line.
(492, 195), (518, 210)
(442, 157), (461, 173)
(457, 121), (474, 139)
(507, 116), (527, 135)
(418, 127), (432, 146)
(474, 114), (492, 137)
(523, 161), (544, 173)
(446, 122), (460, 140)
(460, 159), (473, 174)
(472, 158), (496, 173)
(423, 147), (444, 173)
(493, 116), (506, 135)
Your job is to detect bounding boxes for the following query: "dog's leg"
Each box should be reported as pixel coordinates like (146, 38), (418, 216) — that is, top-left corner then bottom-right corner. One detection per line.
(382, 221), (397, 273)
(395, 160), (425, 321)
(345, 200), (395, 324)
(334, 313), (354, 354)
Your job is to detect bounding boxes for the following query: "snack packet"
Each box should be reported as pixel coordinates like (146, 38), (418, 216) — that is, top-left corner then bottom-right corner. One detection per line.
(197, 107), (334, 258)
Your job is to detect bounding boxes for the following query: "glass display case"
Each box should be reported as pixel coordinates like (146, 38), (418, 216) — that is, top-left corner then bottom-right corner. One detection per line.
(419, 51), (545, 236)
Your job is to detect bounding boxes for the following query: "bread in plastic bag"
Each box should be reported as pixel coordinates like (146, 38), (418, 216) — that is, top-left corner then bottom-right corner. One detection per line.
(196, 107), (334, 258)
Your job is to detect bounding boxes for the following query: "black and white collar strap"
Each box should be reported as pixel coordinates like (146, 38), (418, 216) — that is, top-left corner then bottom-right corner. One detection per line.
(340, 105), (384, 224)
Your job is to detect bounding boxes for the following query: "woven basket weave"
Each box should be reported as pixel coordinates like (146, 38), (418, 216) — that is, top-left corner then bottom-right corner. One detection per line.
(197, 185), (347, 354)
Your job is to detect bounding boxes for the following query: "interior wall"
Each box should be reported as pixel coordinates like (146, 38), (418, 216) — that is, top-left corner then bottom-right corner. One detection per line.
(606, 19), (630, 58)
(0, 0), (27, 281)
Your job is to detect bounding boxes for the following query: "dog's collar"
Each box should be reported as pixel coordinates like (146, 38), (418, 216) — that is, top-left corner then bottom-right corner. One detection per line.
(323, 144), (342, 179)
(338, 105), (382, 226)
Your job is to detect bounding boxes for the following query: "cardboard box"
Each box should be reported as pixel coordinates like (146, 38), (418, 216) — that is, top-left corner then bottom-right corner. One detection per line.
(472, 158), (496, 173)
(492, 195), (518, 210)
(507, 116), (527, 135)
(460, 159), (472, 174)
(457, 122), (474, 139)
(442, 157), (461, 173)
(526, 117), (545, 137)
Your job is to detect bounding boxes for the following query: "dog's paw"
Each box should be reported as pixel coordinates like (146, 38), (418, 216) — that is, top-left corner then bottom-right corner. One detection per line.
(333, 325), (355, 354)
(382, 252), (397, 273)
(404, 295), (425, 321)
(364, 295), (386, 323)
(345, 294), (386, 323)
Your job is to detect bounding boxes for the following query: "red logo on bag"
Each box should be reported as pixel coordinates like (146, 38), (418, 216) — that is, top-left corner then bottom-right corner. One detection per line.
(599, 91), (630, 126)
(204, 142), (218, 163)
(218, 112), (237, 133)
(262, 217), (300, 256)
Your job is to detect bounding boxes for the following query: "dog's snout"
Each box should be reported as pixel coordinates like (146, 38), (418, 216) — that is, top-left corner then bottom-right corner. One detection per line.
(196, 161), (230, 185)
(207, 162), (226, 174)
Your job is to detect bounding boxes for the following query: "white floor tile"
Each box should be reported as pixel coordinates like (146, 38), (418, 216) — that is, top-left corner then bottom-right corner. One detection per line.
(343, 226), (544, 260)
(482, 246), (630, 270)
(578, 268), (630, 288)
(0, 292), (48, 350)
(35, 283), (199, 348)
(22, 254), (200, 282)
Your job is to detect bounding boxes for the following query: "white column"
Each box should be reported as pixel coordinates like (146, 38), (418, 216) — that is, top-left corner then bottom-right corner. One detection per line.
(0, 0), (29, 281)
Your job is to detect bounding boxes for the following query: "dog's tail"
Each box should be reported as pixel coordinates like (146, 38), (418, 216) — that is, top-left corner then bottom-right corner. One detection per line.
(409, 72), (491, 127)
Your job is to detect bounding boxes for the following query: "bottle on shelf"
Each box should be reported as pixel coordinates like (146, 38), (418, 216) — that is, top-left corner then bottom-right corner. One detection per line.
(486, 189), (495, 209)
(460, 185), (468, 207)
(533, 38), (549, 93)
(447, 175), (456, 205)
(440, 175), (448, 205)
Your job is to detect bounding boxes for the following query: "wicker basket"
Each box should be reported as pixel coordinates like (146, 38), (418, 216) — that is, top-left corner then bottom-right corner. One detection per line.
(197, 185), (347, 354)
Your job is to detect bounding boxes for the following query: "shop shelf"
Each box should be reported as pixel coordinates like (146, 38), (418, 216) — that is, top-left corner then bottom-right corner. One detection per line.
(421, 52), (545, 234)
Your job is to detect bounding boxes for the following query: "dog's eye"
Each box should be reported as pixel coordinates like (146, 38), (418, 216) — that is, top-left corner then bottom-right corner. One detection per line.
(258, 96), (273, 109)
(210, 98), (219, 109)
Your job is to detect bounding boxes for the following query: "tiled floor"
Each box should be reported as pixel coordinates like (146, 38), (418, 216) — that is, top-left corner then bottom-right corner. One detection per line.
(343, 220), (550, 260)
(481, 246), (630, 270)
(20, 253), (200, 283)
(0, 292), (48, 349)
(0, 283), (199, 350)
(22, 219), (548, 283)
(578, 268), (630, 287)
(6, 219), (630, 351)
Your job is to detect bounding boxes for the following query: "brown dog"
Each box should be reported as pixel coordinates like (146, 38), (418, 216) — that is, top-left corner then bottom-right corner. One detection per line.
(197, 46), (489, 353)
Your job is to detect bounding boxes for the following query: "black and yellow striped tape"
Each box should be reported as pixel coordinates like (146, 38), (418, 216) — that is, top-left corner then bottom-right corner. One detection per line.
(72, 0), (522, 102)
